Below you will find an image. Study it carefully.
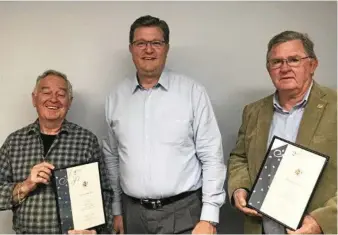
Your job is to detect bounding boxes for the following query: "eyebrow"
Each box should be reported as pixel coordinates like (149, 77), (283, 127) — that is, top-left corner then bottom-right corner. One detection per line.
(40, 87), (51, 91)
(40, 87), (67, 92)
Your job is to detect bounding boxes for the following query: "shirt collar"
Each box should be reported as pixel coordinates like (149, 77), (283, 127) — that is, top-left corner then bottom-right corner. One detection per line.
(27, 119), (71, 135)
(131, 69), (169, 94)
(273, 80), (313, 112)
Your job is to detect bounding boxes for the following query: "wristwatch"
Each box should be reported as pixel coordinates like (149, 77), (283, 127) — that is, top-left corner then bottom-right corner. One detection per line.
(205, 221), (217, 226)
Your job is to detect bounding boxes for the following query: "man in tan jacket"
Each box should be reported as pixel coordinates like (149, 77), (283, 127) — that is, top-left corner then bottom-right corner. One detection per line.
(228, 30), (337, 234)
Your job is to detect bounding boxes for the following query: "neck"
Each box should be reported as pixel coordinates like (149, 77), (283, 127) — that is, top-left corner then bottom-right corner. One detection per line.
(39, 119), (63, 135)
(138, 74), (160, 89)
(278, 81), (312, 111)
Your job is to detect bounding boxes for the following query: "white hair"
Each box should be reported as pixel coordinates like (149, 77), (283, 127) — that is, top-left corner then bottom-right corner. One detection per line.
(33, 69), (73, 99)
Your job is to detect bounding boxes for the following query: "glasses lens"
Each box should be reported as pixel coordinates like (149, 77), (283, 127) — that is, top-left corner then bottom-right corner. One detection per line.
(287, 57), (301, 67)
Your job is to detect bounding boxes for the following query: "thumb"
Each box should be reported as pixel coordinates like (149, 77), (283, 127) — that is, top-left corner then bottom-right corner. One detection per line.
(239, 197), (247, 207)
(237, 191), (247, 207)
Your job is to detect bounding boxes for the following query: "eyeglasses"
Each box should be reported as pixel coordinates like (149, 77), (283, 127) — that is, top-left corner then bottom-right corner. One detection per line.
(268, 56), (311, 69)
(131, 40), (166, 50)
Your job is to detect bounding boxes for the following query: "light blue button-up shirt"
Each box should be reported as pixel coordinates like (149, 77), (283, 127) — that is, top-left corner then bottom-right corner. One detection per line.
(102, 69), (226, 223)
(268, 82), (313, 144)
(264, 82), (313, 234)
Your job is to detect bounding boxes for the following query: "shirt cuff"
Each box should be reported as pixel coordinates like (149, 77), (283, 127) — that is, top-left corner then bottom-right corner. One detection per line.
(200, 203), (220, 224)
(112, 201), (122, 215)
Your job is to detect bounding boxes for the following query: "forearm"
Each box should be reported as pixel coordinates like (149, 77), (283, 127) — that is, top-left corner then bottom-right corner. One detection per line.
(11, 182), (24, 205)
(104, 155), (122, 215)
(11, 180), (34, 206)
(227, 105), (251, 199)
(198, 139), (226, 223)
(227, 154), (251, 200)
(102, 138), (122, 216)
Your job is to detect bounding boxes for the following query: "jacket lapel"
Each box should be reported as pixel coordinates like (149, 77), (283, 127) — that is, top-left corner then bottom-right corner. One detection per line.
(296, 82), (327, 146)
(253, 95), (274, 174)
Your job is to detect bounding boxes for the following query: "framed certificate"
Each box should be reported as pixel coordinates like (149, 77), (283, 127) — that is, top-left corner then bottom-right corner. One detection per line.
(247, 136), (329, 231)
(52, 161), (106, 234)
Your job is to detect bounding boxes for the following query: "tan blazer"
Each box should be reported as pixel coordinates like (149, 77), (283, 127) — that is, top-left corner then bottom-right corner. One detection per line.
(227, 81), (337, 234)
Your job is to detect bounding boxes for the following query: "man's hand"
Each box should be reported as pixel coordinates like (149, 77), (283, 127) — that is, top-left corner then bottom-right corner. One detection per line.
(113, 215), (124, 234)
(286, 215), (322, 234)
(22, 162), (55, 195)
(68, 229), (96, 234)
(192, 221), (216, 234)
(233, 188), (261, 217)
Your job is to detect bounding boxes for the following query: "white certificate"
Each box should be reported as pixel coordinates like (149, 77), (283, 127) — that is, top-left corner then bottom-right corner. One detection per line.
(53, 161), (106, 233)
(248, 136), (328, 231)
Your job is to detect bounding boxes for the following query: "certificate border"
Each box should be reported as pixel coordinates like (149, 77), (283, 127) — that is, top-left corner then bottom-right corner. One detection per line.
(51, 160), (107, 233)
(247, 135), (329, 231)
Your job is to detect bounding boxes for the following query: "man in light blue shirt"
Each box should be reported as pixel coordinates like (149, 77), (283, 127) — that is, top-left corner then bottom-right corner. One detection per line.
(102, 15), (226, 234)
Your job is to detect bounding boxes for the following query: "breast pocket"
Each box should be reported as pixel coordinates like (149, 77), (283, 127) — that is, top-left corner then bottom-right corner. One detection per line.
(155, 109), (192, 145)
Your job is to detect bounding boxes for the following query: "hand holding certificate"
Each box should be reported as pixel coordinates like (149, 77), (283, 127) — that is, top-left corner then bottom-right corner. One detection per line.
(247, 136), (329, 231)
(52, 161), (106, 234)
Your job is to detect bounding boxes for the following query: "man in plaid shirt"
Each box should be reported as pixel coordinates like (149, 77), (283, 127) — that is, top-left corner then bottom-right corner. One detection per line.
(0, 70), (113, 234)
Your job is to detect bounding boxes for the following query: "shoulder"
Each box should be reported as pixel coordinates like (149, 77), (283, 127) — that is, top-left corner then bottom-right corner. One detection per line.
(5, 122), (36, 143)
(65, 121), (98, 142)
(319, 86), (337, 103)
(165, 70), (208, 96)
(243, 94), (273, 116)
(106, 75), (135, 99)
(310, 82), (337, 110)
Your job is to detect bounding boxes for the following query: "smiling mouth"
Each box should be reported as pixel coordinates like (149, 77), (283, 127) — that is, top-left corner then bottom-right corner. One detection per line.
(280, 77), (294, 80)
(46, 106), (59, 110)
(143, 57), (156, 60)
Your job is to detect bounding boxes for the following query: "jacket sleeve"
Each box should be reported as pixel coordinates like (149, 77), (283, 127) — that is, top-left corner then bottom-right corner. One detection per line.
(227, 105), (252, 205)
(310, 192), (337, 234)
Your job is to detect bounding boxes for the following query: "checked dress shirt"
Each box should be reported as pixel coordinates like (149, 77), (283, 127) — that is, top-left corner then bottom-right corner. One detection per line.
(0, 120), (113, 234)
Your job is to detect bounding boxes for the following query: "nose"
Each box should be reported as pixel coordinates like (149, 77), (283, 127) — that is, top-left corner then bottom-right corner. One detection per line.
(50, 93), (58, 102)
(280, 60), (291, 72)
(145, 43), (154, 53)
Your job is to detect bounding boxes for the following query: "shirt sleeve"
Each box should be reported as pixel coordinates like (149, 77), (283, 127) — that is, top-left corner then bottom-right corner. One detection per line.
(102, 95), (122, 216)
(0, 136), (16, 210)
(192, 85), (226, 223)
(89, 134), (114, 233)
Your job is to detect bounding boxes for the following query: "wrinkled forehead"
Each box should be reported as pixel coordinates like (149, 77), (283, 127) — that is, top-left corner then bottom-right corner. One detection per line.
(269, 40), (307, 58)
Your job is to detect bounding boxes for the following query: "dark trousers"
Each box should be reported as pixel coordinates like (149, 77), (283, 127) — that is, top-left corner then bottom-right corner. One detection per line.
(121, 190), (202, 234)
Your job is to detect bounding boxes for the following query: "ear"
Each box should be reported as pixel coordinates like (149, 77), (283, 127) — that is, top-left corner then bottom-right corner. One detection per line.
(166, 43), (170, 53)
(310, 58), (318, 75)
(68, 97), (73, 110)
(32, 92), (37, 107)
(129, 44), (132, 54)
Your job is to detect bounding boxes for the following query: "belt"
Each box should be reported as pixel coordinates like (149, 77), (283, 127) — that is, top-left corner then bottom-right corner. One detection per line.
(127, 189), (201, 209)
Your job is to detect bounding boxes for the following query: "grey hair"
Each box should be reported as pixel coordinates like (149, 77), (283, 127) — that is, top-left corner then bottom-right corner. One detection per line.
(33, 69), (73, 99)
(266, 30), (317, 63)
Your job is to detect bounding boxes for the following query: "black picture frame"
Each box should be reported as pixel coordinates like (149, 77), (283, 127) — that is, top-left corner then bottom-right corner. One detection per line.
(247, 135), (329, 231)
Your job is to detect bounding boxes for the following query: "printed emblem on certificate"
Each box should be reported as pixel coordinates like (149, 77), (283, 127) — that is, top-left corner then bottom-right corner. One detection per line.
(247, 136), (329, 231)
(52, 161), (106, 234)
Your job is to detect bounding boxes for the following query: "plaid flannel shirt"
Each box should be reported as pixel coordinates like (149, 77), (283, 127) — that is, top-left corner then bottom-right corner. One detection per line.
(0, 120), (113, 234)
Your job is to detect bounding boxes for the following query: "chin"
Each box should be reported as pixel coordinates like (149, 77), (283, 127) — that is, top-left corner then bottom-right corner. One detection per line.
(43, 113), (64, 121)
(276, 81), (298, 90)
(44, 117), (61, 121)
(277, 85), (298, 92)
(141, 68), (159, 76)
